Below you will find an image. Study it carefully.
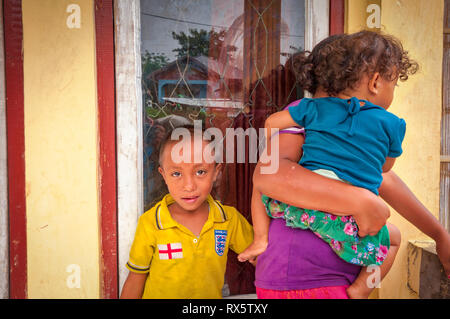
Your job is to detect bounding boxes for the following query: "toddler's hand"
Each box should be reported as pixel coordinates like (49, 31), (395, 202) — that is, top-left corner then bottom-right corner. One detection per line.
(248, 258), (257, 267)
(237, 240), (268, 264)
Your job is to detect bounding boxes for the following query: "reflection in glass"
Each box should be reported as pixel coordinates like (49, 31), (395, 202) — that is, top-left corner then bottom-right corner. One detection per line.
(140, 0), (305, 295)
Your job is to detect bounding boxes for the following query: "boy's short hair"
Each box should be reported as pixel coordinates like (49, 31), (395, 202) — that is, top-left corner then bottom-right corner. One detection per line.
(158, 123), (193, 166)
(158, 122), (216, 166)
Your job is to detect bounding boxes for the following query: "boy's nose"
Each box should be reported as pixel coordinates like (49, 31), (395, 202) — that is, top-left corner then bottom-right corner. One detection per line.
(183, 176), (196, 191)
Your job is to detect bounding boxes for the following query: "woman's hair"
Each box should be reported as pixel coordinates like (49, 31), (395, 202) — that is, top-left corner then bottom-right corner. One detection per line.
(292, 30), (419, 96)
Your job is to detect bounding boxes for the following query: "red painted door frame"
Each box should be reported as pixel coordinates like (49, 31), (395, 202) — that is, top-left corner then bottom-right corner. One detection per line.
(3, 0), (118, 298)
(4, 0), (27, 299)
(94, 0), (118, 299)
(330, 0), (345, 35)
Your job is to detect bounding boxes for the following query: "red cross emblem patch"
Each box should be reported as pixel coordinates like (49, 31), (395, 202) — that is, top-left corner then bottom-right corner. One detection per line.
(158, 243), (183, 260)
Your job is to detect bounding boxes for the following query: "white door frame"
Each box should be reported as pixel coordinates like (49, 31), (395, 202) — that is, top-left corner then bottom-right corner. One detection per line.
(114, 0), (329, 294)
(305, 0), (329, 51)
(0, 0), (10, 299)
(114, 0), (144, 294)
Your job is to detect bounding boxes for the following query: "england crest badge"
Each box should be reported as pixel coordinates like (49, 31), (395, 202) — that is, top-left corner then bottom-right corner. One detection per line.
(214, 229), (227, 256)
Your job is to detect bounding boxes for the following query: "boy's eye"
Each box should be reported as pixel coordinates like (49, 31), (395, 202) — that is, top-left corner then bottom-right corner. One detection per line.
(171, 171), (181, 177)
(196, 169), (207, 176)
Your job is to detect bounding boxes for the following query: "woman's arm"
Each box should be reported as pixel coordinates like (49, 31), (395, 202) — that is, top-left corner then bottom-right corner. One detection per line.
(379, 171), (450, 276)
(253, 132), (390, 237)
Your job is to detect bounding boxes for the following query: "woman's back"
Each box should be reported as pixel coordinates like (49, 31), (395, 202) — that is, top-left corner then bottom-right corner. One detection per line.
(255, 219), (361, 290)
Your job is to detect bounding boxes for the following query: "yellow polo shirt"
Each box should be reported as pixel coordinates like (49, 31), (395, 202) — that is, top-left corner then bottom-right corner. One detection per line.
(126, 194), (254, 299)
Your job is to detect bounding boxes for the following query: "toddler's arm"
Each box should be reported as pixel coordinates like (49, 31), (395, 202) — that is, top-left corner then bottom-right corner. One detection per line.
(264, 110), (298, 136)
(236, 186), (270, 263)
(237, 128), (305, 263)
(382, 157), (396, 172)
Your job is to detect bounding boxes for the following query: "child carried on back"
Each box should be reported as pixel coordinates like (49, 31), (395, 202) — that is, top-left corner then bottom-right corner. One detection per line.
(238, 31), (419, 298)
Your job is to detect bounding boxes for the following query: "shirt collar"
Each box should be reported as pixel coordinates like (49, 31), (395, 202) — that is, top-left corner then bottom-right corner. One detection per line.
(155, 194), (227, 230)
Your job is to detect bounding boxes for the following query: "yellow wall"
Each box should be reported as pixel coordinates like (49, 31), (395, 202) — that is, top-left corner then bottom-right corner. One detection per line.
(22, 0), (100, 298)
(346, 0), (443, 298)
(346, 0), (374, 33)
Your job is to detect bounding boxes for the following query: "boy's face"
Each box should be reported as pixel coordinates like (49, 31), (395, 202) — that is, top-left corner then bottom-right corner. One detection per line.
(158, 137), (221, 213)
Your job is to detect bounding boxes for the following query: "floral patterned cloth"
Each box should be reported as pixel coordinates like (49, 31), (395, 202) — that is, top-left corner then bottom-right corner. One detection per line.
(262, 195), (390, 266)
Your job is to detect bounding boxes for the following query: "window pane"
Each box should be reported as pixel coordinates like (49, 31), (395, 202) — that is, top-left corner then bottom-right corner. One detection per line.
(140, 0), (306, 295)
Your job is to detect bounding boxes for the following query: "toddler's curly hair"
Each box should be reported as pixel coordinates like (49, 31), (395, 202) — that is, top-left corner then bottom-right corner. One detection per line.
(292, 30), (419, 96)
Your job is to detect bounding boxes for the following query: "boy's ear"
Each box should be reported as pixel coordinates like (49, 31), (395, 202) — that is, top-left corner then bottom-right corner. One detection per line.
(213, 163), (223, 182)
(368, 72), (381, 95)
(158, 166), (166, 180)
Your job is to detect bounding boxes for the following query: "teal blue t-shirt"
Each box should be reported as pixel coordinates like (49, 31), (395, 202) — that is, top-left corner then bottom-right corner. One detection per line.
(288, 97), (406, 195)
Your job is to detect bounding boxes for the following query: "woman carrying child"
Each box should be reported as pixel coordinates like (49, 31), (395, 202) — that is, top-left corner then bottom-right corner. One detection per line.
(239, 31), (450, 299)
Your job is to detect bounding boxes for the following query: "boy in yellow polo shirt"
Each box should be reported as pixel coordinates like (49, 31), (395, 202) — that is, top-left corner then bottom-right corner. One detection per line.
(120, 124), (254, 299)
